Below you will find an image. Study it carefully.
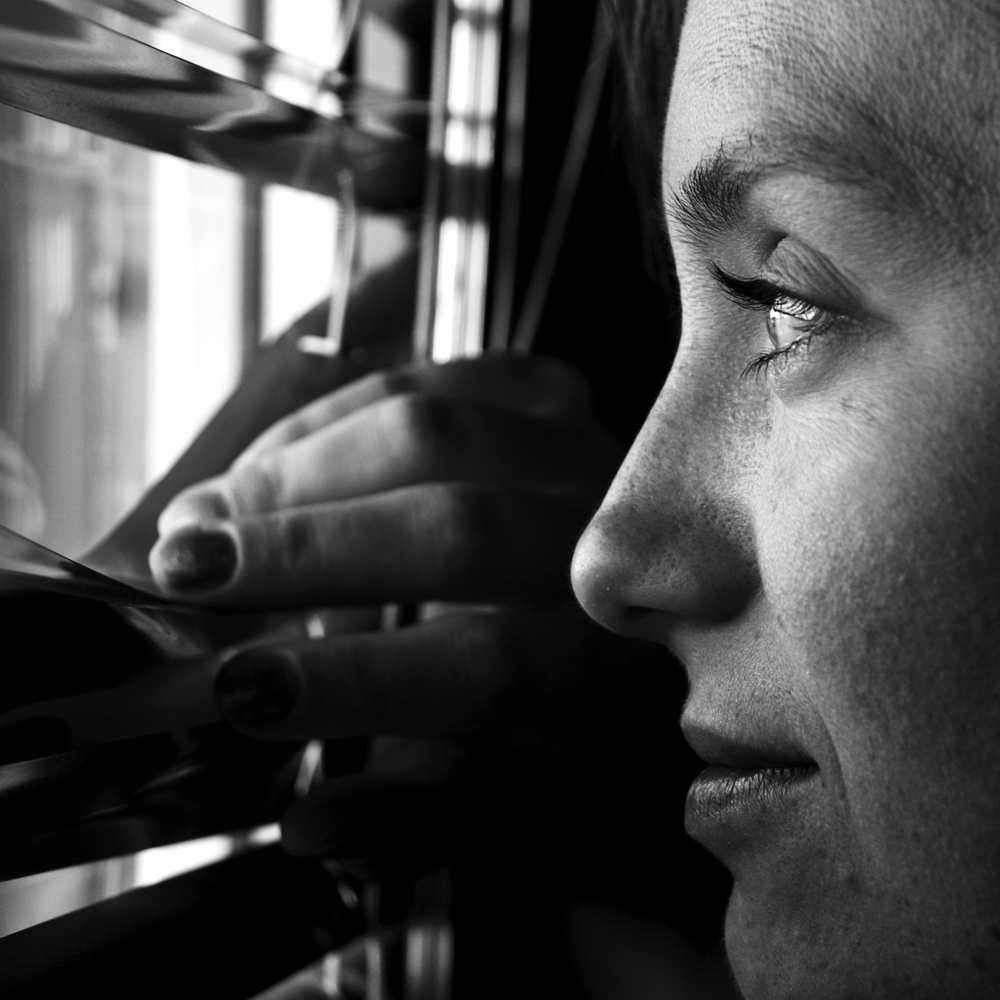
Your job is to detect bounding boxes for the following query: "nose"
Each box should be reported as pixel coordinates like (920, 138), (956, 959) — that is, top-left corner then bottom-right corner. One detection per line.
(571, 372), (760, 642)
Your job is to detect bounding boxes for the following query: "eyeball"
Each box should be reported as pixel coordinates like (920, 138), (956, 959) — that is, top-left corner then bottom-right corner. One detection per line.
(766, 295), (823, 350)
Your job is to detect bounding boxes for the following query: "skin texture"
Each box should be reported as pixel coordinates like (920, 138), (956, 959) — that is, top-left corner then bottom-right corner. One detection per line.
(572, 1), (1000, 997)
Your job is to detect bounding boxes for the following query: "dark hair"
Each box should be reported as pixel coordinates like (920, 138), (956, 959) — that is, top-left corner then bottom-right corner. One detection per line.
(605, 0), (685, 282)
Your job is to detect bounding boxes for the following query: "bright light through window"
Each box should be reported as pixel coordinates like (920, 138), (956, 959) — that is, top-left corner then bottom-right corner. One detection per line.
(181, 0), (246, 29)
(147, 156), (242, 482)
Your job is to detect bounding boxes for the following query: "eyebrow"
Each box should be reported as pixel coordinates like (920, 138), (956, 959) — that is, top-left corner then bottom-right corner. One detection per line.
(665, 117), (976, 255)
(667, 147), (762, 251)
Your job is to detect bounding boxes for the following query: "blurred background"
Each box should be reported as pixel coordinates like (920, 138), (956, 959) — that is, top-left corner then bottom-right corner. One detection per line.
(0, 1), (381, 555)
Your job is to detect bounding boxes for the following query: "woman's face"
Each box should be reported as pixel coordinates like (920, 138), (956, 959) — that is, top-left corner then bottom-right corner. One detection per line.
(572, 0), (1000, 996)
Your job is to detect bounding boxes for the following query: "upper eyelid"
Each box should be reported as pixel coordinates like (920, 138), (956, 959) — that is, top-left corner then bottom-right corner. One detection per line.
(709, 264), (842, 318)
(710, 265), (785, 311)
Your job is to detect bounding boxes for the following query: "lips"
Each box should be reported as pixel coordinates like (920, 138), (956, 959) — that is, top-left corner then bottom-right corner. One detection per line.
(681, 718), (820, 858)
(682, 721), (815, 772)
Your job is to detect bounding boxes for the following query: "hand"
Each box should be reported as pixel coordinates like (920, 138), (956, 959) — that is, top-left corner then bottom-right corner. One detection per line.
(148, 354), (616, 606)
(83, 249), (418, 582)
(146, 356), (710, 914)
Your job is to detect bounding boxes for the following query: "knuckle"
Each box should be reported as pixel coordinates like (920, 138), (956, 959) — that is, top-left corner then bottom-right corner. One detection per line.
(280, 412), (310, 443)
(530, 357), (595, 416)
(381, 393), (464, 465)
(427, 484), (494, 580)
(531, 354), (580, 382)
(377, 391), (421, 442)
(230, 457), (283, 513)
(380, 368), (414, 398)
(360, 368), (412, 402)
(456, 615), (522, 727)
(274, 510), (320, 580)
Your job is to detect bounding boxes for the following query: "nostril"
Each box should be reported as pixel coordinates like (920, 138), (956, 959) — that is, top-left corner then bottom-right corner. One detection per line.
(622, 604), (652, 624)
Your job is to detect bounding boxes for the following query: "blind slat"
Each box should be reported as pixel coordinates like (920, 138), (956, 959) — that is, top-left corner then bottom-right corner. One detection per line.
(0, 0), (425, 210)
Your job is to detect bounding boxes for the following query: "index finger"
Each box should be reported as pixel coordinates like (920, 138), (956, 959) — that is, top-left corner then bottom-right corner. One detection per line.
(237, 354), (595, 464)
(210, 608), (616, 741)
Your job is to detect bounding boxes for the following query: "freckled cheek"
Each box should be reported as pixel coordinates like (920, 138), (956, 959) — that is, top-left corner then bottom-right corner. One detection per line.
(752, 406), (911, 670)
(752, 400), (1000, 847)
(754, 393), (1000, 677)
(752, 421), (902, 756)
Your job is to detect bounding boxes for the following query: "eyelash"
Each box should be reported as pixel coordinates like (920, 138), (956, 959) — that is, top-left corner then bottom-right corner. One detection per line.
(710, 265), (841, 380)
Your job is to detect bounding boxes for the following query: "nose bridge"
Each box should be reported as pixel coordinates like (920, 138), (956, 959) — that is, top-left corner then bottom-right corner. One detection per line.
(571, 349), (760, 638)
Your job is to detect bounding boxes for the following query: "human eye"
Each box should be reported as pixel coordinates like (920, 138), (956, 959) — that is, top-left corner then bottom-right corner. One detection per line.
(709, 265), (847, 380)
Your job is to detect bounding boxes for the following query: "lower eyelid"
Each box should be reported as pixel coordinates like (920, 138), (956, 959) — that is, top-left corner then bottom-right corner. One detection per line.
(741, 314), (851, 382)
(741, 341), (807, 380)
(708, 265), (871, 382)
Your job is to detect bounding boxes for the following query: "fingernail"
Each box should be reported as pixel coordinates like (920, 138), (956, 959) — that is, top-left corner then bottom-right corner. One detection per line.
(215, 649), (301, 726)
(0, 717), (71, 764)
(156, 525), (237, 592)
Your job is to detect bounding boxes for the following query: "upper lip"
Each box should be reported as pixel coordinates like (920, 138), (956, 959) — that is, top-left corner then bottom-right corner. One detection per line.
(681, 718), (816, 771)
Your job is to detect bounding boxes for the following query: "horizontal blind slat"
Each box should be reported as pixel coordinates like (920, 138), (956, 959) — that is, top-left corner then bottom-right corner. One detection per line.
(0, 0), (426, 210)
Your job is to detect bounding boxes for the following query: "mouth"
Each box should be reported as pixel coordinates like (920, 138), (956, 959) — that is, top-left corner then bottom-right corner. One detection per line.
(682, 721), (820, 855)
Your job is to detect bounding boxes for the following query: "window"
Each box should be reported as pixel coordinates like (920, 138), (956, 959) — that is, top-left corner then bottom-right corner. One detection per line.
(0, 1), (359, 557)
(0, 4), (517, 995)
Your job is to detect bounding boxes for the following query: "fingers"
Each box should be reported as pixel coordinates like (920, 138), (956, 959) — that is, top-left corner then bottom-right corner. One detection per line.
(156, 391), (618, 537)
(149, 356), (615, 605)
(285, 773), (459, 879)
(238, 354), (596, 463)
(150, 483), (595, 604)
(209, 607), (667, 743)
(210, 609), (584, 742)
(212, 614), (507, 742)
(281, 738), (476, 876)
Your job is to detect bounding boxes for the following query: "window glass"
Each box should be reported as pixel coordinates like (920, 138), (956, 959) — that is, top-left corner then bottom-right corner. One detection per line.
(0, 107), (243, 556)
(0, 0), (367, 944)
(182, 0), (246, 30)
(0, 101), (338, 558)
(267, 0), (346, 68)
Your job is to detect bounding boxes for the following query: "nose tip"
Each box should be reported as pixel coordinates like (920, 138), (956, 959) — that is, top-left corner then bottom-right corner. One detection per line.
(571, 517), (630, 634)
(572, 499), (761, 640)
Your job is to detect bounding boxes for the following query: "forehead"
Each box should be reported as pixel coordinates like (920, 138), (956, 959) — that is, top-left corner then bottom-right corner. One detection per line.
(663, 0), (1000, 232)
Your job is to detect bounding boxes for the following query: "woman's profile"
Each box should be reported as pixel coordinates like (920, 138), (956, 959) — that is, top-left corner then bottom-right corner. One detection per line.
(575, 0), (1000, 995)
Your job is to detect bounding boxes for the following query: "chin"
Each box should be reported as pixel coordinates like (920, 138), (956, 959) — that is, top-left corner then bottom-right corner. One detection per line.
(723, 833), (1000, 1000)
(721, 881), (974, 1000)
(724, 886), (798, 1000)
(722, 880), (863, 1000)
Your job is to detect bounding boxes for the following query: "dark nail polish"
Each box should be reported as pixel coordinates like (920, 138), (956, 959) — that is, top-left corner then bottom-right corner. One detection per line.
(159, 525), (237, 591)
(215, 649), (301, 726)
(0, 717), (71, 764)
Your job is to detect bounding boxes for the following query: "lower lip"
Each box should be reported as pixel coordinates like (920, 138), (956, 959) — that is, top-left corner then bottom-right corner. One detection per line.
(685, 764), (819, 851)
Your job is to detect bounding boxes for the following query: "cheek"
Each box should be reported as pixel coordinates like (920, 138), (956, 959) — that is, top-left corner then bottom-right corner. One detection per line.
(752, 380), (1000, 878)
